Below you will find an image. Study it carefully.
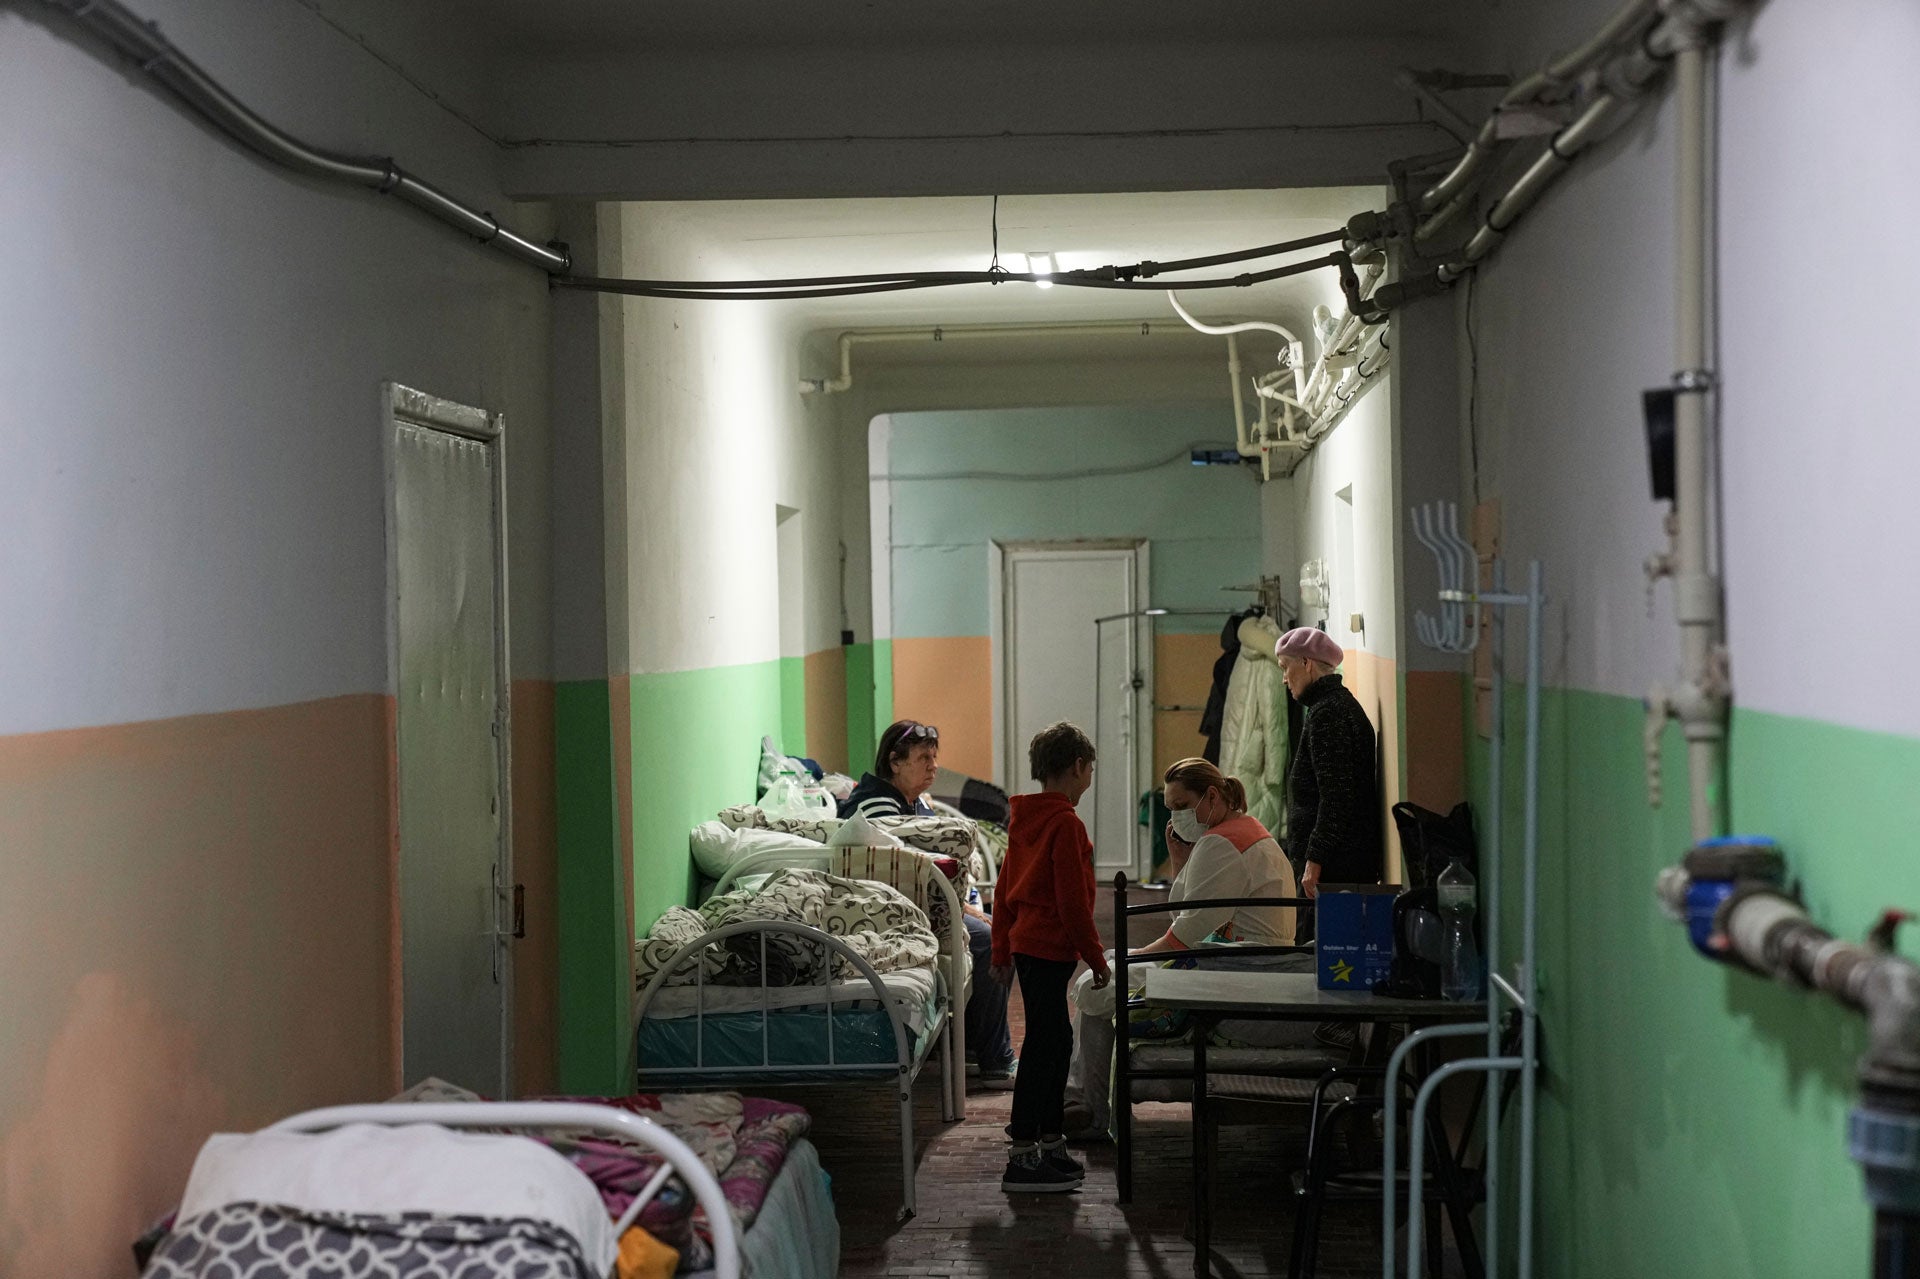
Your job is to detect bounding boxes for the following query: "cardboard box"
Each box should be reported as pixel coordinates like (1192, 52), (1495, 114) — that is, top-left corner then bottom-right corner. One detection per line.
(1316, 884), (1400, 990)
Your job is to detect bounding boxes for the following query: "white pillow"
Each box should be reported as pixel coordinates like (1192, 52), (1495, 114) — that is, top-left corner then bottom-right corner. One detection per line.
(178, 1123), (615, 1274)
(688, 820), (830, 878)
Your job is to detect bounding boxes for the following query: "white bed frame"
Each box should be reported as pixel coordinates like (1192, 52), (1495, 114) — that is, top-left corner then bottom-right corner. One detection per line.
(633, 846), (967, 1218)
(270, 1100), (740, 1279)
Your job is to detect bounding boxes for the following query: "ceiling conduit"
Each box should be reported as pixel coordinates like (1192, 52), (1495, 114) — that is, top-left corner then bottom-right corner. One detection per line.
(34, 0), (573, 273)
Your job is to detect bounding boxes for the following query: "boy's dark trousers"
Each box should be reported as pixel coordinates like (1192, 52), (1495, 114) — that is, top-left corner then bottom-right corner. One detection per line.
(1008, 953), (1078, 1141)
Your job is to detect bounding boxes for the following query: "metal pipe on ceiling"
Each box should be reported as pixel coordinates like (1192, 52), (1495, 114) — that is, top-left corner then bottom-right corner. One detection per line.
(35, 0), (572, 274)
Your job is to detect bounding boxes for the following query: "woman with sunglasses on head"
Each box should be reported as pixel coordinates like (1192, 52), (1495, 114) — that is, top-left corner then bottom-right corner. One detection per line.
(840, 720), (1018, 1087)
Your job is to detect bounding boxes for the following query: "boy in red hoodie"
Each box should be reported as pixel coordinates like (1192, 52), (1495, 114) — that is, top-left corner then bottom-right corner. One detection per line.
(990, 721), (1111, 1192)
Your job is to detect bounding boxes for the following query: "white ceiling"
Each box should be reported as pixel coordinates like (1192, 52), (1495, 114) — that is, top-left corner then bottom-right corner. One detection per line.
(633, 186), (1385, 346)
(480, 0), (1496, 52)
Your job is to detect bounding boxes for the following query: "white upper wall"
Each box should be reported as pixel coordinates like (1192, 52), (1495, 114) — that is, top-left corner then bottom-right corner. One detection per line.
(0, 0), (554, 735)
(1468, 0), (1920, 737)
(614, 203), (844, 674)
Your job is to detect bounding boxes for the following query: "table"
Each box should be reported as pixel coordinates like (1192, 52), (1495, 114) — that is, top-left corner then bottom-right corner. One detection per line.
(1140, 968), (1486, 1278)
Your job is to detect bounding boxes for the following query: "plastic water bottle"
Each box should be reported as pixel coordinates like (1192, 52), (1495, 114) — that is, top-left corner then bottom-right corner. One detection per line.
(1437, 857), (1482, 1001)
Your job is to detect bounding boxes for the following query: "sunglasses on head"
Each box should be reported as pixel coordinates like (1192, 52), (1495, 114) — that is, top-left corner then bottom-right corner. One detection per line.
(900, 723), (939, 744)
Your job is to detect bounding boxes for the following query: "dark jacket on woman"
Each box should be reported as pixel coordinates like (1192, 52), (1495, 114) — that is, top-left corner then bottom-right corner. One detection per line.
(1284, 674), (1382, 884)
(839, 773), (933, 821)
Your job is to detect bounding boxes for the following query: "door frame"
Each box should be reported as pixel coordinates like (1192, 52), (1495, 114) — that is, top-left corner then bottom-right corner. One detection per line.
(988, 539), (1153, 873)
(382, 381), (515, 1096)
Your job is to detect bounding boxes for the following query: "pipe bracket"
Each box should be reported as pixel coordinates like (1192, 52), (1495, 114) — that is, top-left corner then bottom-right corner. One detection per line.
(1672, 367), (1716, 394)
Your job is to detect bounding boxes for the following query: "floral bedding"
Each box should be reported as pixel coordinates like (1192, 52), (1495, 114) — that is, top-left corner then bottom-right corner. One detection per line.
(632, 867), (938, 992)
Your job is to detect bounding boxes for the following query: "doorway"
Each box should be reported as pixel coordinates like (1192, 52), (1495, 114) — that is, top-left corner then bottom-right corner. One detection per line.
(386, 383), (513, 1096)
(992, 541), (1150, 873)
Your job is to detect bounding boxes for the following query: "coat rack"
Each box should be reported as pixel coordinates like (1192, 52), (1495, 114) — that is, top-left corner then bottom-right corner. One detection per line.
(1393, 500), (1545, 1279)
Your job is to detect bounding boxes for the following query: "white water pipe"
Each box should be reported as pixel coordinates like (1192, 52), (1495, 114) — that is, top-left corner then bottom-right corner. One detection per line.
(1667, 32), (1728, 840)
(797, 320), (1171, 394)
(1165, 290), (1309, 404)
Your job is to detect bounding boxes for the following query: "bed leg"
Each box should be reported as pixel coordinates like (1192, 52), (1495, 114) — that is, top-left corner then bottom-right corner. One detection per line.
(940, 1022), (957, 1123)
(898, 1071), (918, 1221)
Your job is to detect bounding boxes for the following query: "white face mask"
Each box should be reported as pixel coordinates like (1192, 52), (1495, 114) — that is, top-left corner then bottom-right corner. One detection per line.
(1170, 806), (1208, 843)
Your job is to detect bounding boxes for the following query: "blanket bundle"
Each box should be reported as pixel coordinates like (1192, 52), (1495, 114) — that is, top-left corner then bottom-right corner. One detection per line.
(633, 868), (938, 991)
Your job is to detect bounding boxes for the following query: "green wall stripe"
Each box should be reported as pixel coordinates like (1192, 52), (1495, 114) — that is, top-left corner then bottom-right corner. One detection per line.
(778, 656), (807, 760)
(1468, 687), (1917, 1277)
(553, 678), (631, 1095)
(873, 639), (894, 747)
(629, 660), (784, 935)
(845, 642), (876, 777)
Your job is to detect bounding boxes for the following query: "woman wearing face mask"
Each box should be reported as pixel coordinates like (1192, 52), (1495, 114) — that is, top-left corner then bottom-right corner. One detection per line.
(1060, 757), (1297, 1138)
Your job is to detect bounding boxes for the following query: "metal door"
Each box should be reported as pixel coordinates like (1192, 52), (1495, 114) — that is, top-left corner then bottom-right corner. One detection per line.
(1000, 544), (1143, 871)
(388, 384), (511, 1095)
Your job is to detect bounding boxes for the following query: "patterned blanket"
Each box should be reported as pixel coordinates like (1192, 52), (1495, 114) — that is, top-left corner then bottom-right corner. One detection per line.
(633, 868), (938, 991)
(143, 1204), (598, 1279)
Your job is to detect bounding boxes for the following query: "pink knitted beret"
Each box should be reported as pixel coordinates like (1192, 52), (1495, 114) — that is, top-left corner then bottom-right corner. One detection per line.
(1274, 626), (1343, 667)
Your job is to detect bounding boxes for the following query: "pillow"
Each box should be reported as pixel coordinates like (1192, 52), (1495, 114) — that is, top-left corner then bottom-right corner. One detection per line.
(178, 1124), (616, 1276)
(687, 822), (829, 880)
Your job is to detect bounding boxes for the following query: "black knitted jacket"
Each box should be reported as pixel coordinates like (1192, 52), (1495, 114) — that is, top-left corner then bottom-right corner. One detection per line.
(1284, 674), (1382, 884)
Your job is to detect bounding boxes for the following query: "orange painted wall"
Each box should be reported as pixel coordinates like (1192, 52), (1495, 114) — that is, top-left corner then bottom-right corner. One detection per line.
(804, 648), (850, 776)
(1153, 632), (1222, 776)
(0, 696), (395, 1278)
(1342, 649), (1404, 883)
(1404, 669), (1468, 814)
(889, 636), (994, 780)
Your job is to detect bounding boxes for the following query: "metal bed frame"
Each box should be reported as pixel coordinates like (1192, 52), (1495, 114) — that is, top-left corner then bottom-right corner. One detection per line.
(632, 845), (967, 1219)
(270, 1100), (741, 1279)
(1109, 873), (1328, 1204)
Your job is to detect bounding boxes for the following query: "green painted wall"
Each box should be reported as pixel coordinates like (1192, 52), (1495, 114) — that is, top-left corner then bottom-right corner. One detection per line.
(845, 642), (876, 777)
(1469, 686), (1918, 1277)
(886, 405), (1260, 639)
(553, 678), (632, 1094)
(778, 655), (806, 759)
(874, 639), (894, 750)
(629, 660), (784, 933)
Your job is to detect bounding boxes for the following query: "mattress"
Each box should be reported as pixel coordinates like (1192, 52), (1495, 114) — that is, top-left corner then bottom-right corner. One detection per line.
(684, 1138), (839, 1279)
(636, 968), (943, 1074)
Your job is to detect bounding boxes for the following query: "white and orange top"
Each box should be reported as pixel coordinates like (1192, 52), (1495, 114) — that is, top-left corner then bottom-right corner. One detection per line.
(1164, 813), (1298, 949)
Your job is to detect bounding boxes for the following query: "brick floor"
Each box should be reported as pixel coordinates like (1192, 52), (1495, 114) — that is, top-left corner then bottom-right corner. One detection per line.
(748, 886), (1469, 1276)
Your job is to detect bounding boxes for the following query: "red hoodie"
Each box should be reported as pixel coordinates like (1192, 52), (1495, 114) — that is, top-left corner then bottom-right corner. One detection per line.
(991, 791), (1106, 970)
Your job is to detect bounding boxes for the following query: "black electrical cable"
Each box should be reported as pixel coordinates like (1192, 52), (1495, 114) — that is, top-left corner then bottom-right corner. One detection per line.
(559, 253), (1350, 301)
(550, 232), (1349, 297)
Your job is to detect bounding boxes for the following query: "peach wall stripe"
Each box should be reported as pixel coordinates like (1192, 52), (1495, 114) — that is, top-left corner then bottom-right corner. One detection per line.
(889, 636), (994, 781)
(804, 648), (850, 776)
(0, 695), (394, 1277)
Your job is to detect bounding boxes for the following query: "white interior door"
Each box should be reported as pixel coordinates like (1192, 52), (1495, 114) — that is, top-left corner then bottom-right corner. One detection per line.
(999, 544), (1145, 872)
(388, 385), (511, 1096)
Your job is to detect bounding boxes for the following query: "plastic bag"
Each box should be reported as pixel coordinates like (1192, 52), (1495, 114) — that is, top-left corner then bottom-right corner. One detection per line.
(761, 768), (834, 819)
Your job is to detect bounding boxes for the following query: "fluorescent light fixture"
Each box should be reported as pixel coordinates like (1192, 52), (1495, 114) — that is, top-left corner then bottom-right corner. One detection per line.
(1030, 251), (1055, 288)
(1001, 252), (1028, 274)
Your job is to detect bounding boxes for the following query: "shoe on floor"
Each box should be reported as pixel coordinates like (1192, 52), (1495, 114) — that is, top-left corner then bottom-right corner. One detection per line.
(975, 1059), (1018, 1091)
(1040, 1138), (1085, 1179)
(1002, 1145), (1082, 1194)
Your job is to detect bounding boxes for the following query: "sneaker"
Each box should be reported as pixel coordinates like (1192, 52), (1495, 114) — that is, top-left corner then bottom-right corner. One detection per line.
(1002, 1145), (1081, 1194)
(975, 1060), (1018, 1091)
(1040, 1138), (1085, 1179)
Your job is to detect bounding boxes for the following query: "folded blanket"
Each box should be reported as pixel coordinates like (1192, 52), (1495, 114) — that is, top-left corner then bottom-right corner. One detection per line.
(633, 868), (937, 991)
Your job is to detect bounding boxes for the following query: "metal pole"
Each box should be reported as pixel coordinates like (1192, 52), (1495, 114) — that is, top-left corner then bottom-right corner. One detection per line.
(1407, 1057), (1523, 1275)
(1518, 560), (1544, 1278)
(1382, 1022), (1489, 1276)
(1486, 559), (1507, 1278)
